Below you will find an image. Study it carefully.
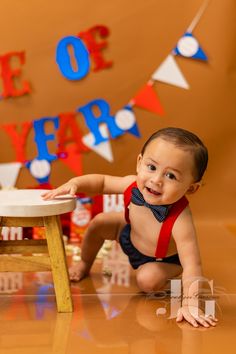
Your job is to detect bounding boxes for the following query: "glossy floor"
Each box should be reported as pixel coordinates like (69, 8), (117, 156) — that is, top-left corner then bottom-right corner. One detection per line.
(0, 221), (235, 354)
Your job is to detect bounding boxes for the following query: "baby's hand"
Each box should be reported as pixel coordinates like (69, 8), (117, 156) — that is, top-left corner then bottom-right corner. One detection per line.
(41, 180), (78, 200)
(176, 306), (218, 328)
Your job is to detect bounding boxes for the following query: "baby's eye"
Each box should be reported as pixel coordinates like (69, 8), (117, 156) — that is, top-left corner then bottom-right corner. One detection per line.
(166, 172), (176, 180)
(147, 164), (156, 171)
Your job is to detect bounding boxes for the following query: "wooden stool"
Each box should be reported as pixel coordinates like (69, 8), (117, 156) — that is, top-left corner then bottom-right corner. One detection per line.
(0, 189), (76, 313)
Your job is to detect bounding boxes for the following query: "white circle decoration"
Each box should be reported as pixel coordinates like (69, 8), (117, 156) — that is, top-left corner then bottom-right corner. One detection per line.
(115, 109), (136, 130)
(30, 159), (51, 179)
(177, 36), (199, 57)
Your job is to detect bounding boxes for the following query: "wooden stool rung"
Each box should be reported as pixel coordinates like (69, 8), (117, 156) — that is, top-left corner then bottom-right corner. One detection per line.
(0, 255), (51, 272)
(0, 240), (48, 254)
(0, 216), (44, 227)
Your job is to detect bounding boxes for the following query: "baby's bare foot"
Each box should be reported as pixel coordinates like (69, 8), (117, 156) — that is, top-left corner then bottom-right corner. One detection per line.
(69, 260), (91, 282)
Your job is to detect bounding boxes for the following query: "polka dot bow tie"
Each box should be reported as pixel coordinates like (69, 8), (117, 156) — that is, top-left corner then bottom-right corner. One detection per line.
(131, 187), (169, 222)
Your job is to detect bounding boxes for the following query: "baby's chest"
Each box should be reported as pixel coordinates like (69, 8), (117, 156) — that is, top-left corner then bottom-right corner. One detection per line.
(128, 204), (177, 255)
(129, 204), (163, 243)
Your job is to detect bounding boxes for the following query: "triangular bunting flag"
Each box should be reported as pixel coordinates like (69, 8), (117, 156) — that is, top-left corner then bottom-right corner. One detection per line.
(152, 54), (189, 89)
(114, 105), (141, 138)
(128, 123), (141, 138)
(25, 158), (52, 184)
(124, 105), (141, 137)
(26, 159), (51, 184)
(0, 162), (22, 188)
(82, 124), (114, 162)
(173, 32), (207, 61)
(132, 83), (164, 115)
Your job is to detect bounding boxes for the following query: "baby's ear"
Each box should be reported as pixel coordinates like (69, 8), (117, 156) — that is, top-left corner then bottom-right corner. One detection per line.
(136, 154), (142, 174)
(186, 182), (201, 195)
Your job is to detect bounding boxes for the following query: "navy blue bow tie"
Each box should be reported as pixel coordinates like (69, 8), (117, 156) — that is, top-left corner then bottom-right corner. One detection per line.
(131, 187), (169, 222)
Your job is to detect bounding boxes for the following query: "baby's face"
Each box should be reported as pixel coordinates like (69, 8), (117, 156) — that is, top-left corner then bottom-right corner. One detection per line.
(136, 137), (199, 205)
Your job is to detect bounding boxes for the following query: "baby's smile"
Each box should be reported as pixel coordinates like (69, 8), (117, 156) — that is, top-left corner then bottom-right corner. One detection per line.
(146, 187), (161, 196)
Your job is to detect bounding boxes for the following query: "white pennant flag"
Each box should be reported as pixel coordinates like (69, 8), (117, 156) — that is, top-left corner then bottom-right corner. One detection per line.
(82, 124), (114, 162)
(152, 54), (189, 89)
(0, 162), (22, 188)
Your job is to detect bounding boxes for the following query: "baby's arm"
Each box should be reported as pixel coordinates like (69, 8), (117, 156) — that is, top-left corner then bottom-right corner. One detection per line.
(42, 174), (136, 200)
(172, 207), (218, 328)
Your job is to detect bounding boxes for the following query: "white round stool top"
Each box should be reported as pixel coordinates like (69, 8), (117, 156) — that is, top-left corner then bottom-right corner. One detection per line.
(0, 190), (76, 217)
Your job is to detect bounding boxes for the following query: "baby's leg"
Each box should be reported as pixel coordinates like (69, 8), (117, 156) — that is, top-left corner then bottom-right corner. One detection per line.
(69, 211), (126, 281)
(135, 262), (182, 293)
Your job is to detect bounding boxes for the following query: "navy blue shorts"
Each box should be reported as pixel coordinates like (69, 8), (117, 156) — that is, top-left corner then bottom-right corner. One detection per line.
(119, 224), (181, 270)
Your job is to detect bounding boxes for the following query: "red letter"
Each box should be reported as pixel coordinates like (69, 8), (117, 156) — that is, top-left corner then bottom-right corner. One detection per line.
(57, 112), (88, 154)
(2, 122), (32, 162)
(78, 25), (113, 72)
(0, 51), (31, 98)
(57, 112), (89, 176)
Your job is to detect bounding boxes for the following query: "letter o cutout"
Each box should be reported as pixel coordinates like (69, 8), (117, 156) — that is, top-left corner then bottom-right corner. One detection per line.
(56, 36), (90, 80)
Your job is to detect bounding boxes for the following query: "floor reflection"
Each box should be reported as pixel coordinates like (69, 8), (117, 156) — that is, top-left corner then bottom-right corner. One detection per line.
(0, 222), (235, 353)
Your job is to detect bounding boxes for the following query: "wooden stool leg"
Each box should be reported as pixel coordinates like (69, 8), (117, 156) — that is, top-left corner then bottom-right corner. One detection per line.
(52, 313), (72, 353)
(44, 215), (73, 312)
(0, 217), (2, 240)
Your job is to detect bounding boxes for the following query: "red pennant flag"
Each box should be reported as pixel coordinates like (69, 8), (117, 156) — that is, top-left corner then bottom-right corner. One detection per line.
(132, 82), (164, 115)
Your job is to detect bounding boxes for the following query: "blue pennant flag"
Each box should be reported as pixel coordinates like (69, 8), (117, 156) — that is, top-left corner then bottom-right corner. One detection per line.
(114, 105), (141, 138)
(173, 32), (207, 61)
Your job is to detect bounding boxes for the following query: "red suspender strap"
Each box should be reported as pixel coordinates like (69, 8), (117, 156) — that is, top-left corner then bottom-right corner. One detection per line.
(154, 196), (189, 258)
(123, 181), (137, 223)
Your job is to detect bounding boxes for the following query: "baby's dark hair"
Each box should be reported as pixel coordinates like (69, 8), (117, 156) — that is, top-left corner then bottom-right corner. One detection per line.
(141, 127), (208, 182)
